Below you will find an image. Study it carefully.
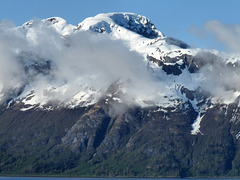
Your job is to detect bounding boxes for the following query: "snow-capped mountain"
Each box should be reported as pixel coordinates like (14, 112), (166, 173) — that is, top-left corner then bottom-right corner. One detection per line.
(0, 12), (239, 133)
(0, 13), (200, 107)
(1, 12), (240, 177)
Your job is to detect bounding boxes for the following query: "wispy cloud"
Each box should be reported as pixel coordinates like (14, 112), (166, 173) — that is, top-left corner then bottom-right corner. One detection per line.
(189, 20), (240, 52)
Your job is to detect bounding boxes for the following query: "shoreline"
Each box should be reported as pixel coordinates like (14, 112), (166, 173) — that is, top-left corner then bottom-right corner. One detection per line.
(1, 175), (240, 179)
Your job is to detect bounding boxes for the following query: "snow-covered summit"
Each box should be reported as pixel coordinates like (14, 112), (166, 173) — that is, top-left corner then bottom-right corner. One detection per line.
(20, 12), (191, 60)
(0, 13), (201, 111)
(22, 17), (75, 36)
(44, 17), (75, 36)
(77, 12), (164, 38)
(75, 12), (193, 64)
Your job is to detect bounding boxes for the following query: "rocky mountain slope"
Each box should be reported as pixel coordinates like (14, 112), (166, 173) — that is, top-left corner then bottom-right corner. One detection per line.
(0, 12), (240, 177)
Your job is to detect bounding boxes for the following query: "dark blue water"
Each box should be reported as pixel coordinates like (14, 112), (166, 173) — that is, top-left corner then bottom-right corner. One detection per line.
(0, 178), (170, 180)
(0, 178), (239, 180)
(0, 178), (131, 179)
(0, 178), (187, 180)
(0, 178), (162, 180)
(0, 178), (171, 180)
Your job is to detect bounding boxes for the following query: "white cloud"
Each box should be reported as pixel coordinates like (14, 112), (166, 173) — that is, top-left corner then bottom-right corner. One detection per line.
(194, 51), (240, 103)
(2, 18), (240, 108)
(189, 21), (240, 102)
(190, 20), (240, 52)
(0, 19), (169, 107)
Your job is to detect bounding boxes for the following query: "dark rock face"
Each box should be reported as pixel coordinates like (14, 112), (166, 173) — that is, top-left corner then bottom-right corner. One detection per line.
(191, 104), (237, 176)
(61, 104), (111, 152)
(111, 13), (159, 39)
(0, 106), (86, 174)
(148, 54), (194, 75)
(148, 52), (222, 76)
(162, 63), (183, 75)
(166, 37), (190, 49)
(1, 93), (240, 177)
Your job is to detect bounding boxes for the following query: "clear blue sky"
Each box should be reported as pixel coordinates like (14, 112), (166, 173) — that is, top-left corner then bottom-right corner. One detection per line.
(0, 0), (239, 50)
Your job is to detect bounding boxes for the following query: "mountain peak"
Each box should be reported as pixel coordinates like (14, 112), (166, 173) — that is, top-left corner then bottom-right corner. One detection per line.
(109, 12), (163, 38)
(22, 17), (75, 36)
(77, 12), (164, 38)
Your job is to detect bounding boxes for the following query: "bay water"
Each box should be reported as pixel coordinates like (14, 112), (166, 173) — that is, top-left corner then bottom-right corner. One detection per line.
(0, 178), (239, 180)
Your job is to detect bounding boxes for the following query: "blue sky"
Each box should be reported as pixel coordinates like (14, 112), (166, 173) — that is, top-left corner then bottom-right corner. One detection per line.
(0, 0), (239, 51)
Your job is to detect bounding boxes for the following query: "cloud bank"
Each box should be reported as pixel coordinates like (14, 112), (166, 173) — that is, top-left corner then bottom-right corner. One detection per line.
(0, 19), (169, 107)
(1, 18), (240, 109)
(193, 51), (240, 103)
